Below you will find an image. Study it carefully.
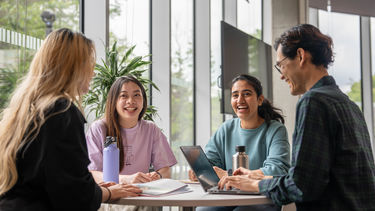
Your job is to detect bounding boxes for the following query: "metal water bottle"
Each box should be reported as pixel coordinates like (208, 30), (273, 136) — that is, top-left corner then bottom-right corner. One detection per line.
(103, 136), (119, 183)
(232, 145), (249, 170)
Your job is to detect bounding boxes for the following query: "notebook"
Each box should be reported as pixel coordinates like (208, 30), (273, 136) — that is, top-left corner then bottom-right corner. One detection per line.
(180, 145), (259, 195)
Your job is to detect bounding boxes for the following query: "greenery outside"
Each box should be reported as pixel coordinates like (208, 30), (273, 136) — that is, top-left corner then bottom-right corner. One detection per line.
(0, 0), (80, 112)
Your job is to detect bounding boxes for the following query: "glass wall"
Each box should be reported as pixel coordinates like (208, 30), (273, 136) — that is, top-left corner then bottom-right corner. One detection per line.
(318, 10), (362, 107)
(371, 17), (375, 134)
(210, 0), (223, 135)
(0, 0), (79, 111)
(237, 0), (262, 39)
(170, 0), (194, 179)
(108, 0), (150, 105)
(109, 0), (149, 59)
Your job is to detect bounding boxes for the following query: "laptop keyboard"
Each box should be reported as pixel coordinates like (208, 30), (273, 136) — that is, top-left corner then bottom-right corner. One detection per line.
(209, 186), (240, 192)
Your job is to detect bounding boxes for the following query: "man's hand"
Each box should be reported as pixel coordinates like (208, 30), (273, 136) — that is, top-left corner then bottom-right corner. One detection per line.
(233, 167), (252, 176)
(246, 169), (273, 180)
(218, 175), (260, 192)
(233, 168), (273, 180)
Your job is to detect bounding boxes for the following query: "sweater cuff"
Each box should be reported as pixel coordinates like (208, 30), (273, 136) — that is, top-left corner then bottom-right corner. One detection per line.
(93, 184), (103, 209)
(259, 178), (273, 194)
(259, 167), (270, 176)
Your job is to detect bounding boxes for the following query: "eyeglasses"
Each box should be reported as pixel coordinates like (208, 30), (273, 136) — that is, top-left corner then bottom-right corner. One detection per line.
(274, 57), (288, 74)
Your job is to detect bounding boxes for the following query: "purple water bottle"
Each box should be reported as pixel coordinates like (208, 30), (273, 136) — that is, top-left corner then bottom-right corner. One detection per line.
(103, 136), (119, 183)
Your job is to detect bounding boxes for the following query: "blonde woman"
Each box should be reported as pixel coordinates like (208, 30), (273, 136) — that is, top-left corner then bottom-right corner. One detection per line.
(0, 28), (141, 211)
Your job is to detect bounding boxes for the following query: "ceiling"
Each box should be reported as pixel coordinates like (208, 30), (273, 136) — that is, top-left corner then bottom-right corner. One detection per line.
(309, 0), (375, 17)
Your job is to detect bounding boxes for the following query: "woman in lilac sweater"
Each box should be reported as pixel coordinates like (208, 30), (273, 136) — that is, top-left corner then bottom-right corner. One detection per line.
(86, 76), (177, 184)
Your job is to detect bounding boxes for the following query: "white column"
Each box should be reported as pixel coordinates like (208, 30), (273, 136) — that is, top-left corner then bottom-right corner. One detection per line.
(263, 0), (272, 46)
(309, 7), (319, 27)
(194, 0), (211, 148)
(360, 16), (374, 152)
(151, 0), (171, 140)
(223, 0), (237, 26)
(83, 0), (108, 64)
(272, 0), (306, 145)
(83, 0), (108, 126)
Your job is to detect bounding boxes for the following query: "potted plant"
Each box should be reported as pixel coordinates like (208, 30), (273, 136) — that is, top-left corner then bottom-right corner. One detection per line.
(84, 42), (159, 121)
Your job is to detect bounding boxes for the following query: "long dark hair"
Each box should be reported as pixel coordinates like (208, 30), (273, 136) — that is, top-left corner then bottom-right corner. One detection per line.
(231, 74), (284, 124)
(104, 75), (148, 171)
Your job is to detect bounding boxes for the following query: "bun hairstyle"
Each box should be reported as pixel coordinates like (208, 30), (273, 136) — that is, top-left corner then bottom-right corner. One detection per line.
(232, 74), (285, 124)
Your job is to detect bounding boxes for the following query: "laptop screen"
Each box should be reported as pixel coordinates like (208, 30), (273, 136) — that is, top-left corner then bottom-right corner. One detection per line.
(180, 146), (220, 191)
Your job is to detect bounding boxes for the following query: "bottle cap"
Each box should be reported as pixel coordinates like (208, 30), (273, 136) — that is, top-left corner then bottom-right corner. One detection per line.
(236, 145), (246, 152)
(104, 136), (117, 148)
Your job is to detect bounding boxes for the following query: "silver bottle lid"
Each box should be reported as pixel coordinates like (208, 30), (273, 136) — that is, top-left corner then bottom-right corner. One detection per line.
(104, 136), (117, 147)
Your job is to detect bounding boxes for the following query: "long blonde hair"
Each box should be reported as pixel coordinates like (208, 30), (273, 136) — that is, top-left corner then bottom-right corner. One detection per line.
(0, 28), (95, 196)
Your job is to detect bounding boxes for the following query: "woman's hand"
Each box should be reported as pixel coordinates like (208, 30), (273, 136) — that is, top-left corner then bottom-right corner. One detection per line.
(120, 172), (153, 184)
(213, 166), (228, 179)
(218, 175), (260, 193)
(146, 171), (161, 181)
(188, 169), (198, 181)
(98, 181), (116, 188)
(106, 183), (142, 201)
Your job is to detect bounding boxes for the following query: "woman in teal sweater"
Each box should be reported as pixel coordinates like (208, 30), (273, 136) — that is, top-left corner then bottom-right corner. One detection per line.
(205, 74), (290, 180)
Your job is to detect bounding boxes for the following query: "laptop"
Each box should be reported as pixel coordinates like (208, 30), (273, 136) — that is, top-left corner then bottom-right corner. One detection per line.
(180, 146), (259, 195)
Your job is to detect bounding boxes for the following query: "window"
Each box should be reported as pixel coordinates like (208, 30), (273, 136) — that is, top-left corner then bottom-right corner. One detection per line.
(0, 0), (79, 111)
(371, 17), (375, 134)
(237, 0), (262, 39)
(170, 0), (194, 179)
(318, 10), (361, 107)
(109, 0), (150, 59)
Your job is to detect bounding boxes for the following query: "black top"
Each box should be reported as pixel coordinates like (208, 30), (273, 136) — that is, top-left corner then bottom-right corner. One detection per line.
(0, 99), (102, 211)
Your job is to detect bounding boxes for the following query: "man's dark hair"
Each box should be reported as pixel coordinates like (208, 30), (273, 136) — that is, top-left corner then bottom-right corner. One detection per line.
(274, 24), (334, 68)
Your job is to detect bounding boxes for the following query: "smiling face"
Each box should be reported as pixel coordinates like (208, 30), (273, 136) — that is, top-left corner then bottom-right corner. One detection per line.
(231, 80), (263, 121)
(115, 81), (144, 124)
(276, 45), (306, 95)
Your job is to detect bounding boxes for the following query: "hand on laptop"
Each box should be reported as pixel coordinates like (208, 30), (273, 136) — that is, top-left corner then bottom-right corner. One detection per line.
(218, 175), (260, 193)
(233, 167), (252, 176)
(233, 167), (273, 180)
(213, 166), (229, 179)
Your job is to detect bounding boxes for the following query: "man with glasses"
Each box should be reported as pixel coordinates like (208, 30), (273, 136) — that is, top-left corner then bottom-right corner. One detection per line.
(218, 24), (375, 210)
